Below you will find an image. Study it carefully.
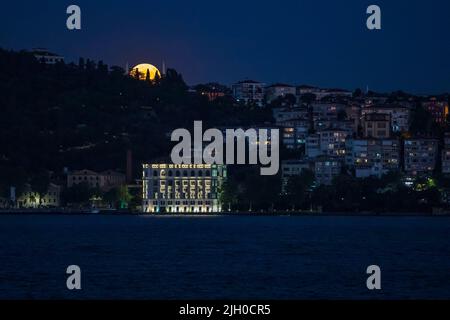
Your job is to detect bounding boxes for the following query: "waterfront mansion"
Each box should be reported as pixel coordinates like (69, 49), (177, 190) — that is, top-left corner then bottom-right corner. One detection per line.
(142, 163), (227, 213)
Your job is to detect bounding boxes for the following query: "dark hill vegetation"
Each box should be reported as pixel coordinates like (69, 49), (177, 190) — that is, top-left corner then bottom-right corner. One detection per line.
(0, 48), (271, 195)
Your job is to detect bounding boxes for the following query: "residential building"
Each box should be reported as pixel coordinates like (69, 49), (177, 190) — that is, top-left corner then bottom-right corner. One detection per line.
(364, 96), (389, 107)
(404, 138), (439, 175)
(346, 139), (400, 178)
(194, 83), (230, 101)
(314, 156), (343, 186)
(296, 86), (352, 101)
(362, 113), (391, 138)
(345, 103), (362, 130)
(17, 183), (62, 208)
(422, 99), (449, 125)
(272, 107), (308, 125)
(313, 119), (355, 136)
(362, 105), (410, 132)
(218, 125), (278, 148)
(306, 130), (348, 158)
(142, 163), (226, 213)
(296, 85), (318, 96)
(30, 48), (64, 64)
(232, 80), (265, 107)
(311, 103), (347, 127)
(442, 133), (450, 174)
(67, 169), (126, 191)
(278, 119), (310, 150)
(281, 159), (312, 192)
(317, 129), (347, 157)
(306, 134), (321, 158)
(265, 83), (296, 104)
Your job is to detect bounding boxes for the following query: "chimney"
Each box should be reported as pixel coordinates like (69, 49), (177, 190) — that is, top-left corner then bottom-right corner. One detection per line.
(126, 149), (133, 183)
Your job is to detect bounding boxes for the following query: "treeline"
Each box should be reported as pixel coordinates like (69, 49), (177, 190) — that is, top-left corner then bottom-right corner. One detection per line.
(220, 167), (448, 213)
(61, 183), (139, 209)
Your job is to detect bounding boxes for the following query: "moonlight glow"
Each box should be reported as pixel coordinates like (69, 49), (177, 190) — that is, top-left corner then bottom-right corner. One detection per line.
(130, 63), (161, 81)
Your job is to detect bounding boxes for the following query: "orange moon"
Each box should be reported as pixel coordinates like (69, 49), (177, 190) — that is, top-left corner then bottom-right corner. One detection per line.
(130, 63), (161, 80)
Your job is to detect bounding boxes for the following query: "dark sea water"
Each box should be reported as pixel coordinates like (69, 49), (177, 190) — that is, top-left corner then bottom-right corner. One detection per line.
(0, 214), (450, 300)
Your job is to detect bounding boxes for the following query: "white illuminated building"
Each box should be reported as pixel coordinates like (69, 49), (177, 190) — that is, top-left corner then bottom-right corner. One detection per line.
(30, 48), (64, 64)
(142, 163), (227, 213)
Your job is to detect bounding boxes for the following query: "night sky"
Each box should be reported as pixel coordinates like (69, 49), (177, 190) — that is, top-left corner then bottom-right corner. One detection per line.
(1, 0), (450, 93)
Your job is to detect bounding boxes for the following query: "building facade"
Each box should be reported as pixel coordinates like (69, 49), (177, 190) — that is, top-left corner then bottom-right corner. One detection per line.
(67, 169), (126, 191)
(265, 84), (296, 104)
(278, 119), (310, 150)
(311, 103), (347, 130)
(404, 138), (439, 175)
(422, 99), (449, 126)
(281, 159), (312, 192)
(232, 80), (265, 107)
(142, 163), (227, 213)
(296, 86), (352, 101)
(17, 183), (62, 208)
(346, 138), (400, 178)
(314, 156), (342, 186)
(194, 83), (230, 101)
(272, 107), (308, 124)
(362, 113), (391, 139)
(442, 133), (450, 174)
(362, 105), (410, 132)
(306, 130), (348, 158)
(30, 48), (64, 64)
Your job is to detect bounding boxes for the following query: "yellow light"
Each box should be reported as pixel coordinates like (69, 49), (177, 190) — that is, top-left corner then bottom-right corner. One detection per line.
(130, 63), (161, 81)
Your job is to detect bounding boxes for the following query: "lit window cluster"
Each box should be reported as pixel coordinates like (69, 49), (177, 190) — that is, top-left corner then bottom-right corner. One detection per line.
(142, 164), (226, 213)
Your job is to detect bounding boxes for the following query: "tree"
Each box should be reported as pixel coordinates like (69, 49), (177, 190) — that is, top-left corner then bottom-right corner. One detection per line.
(353, 88), (363, 98)
(337, 109), (348, 121)
(219, 180), (238, 211)
(30, 170), (50, 206)
(78, 57), (85, 70)
(134, 67), (140, 80)
(153, 71), (161, 85)
(410, 103), (437, 135)
(117, 185), (132, 209)
(269, 94), (296, 108)
(285, 169), (315, 209)
(300, 93), (316, 105)
(62, 182), (94, 206)
(103, 188), (118, 208)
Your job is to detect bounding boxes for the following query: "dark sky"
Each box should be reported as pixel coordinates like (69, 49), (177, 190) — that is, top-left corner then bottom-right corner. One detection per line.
(1, 0), (450, 94)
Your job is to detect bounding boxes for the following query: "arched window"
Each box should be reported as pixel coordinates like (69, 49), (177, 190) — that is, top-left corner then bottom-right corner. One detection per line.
(176, 170), (180, 177)
(205, 170), (210, 176)
(191, 170), (196, 176)
(153, 171), (158, 177)
(183, 170), (188, 177)
(198, 171), (203, 177)
(168, 170), (173, 177)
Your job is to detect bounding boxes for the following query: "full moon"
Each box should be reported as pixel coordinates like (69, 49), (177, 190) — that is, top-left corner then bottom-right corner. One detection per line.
(130, 63), (161, 81)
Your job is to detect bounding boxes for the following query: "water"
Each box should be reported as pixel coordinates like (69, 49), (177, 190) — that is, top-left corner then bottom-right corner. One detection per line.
(0, 214), (449, 299)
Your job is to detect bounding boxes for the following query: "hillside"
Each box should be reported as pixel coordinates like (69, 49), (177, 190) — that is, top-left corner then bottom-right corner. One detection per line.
(0, 48), (271, 194)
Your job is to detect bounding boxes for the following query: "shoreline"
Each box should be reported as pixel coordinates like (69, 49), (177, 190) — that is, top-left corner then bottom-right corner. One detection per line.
(0, 209), (448, 217)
